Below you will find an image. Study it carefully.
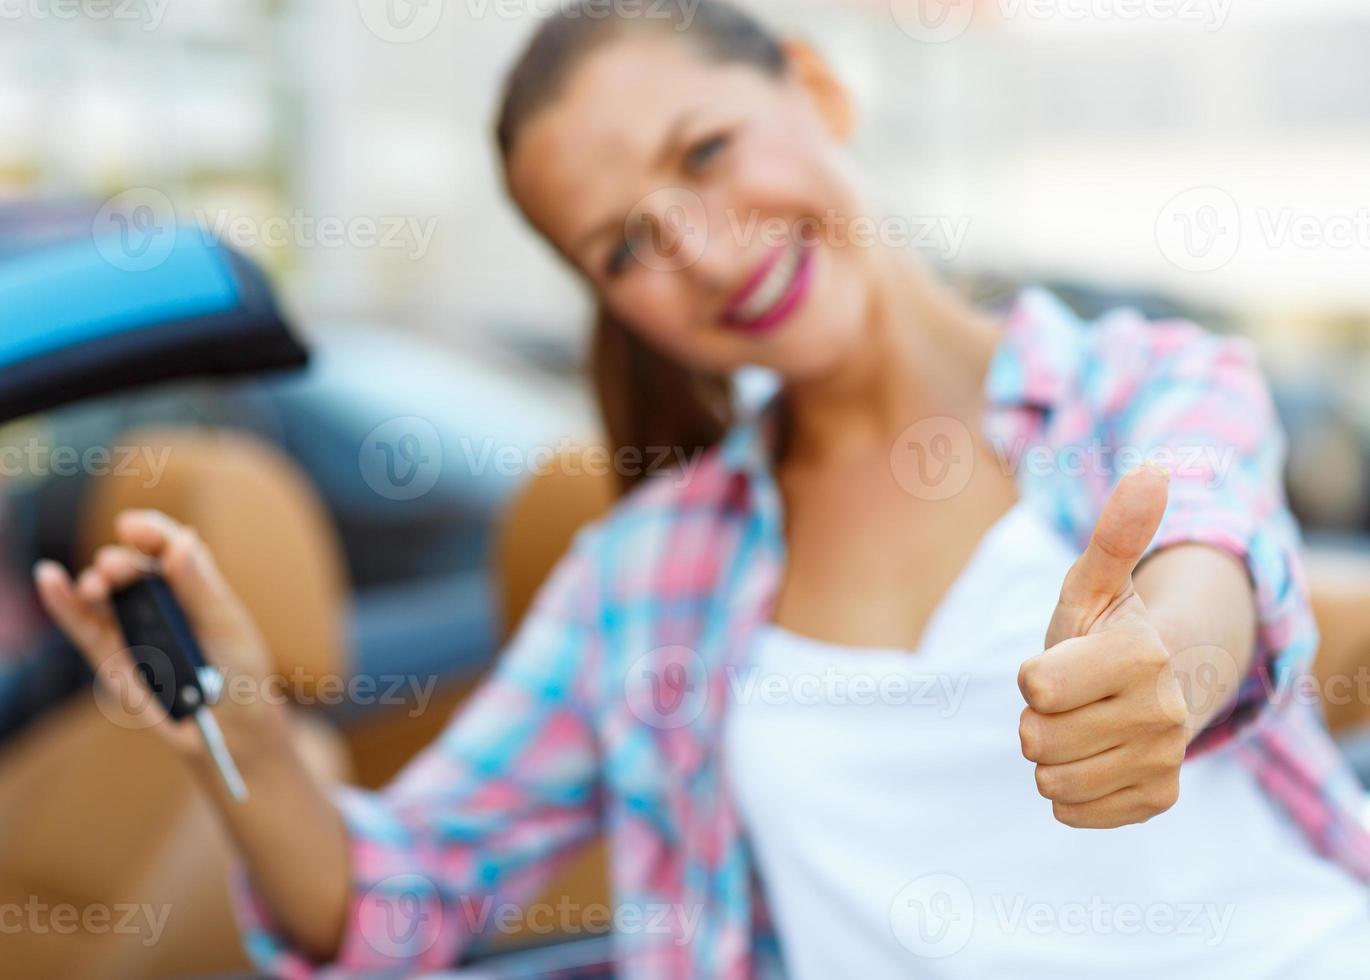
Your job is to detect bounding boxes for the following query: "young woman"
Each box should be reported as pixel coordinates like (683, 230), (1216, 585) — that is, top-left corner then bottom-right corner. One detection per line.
(36, 3), (1370, 977)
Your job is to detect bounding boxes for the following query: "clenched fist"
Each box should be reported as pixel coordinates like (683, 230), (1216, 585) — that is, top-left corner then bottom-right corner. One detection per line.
(1018, 464), (1190, 829)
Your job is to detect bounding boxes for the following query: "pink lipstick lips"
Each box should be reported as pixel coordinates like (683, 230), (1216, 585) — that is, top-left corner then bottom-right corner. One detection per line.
(720, 240), (815, 336)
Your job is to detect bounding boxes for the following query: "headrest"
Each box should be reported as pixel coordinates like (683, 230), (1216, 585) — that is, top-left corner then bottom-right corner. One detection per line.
(0, 207), (308, 423)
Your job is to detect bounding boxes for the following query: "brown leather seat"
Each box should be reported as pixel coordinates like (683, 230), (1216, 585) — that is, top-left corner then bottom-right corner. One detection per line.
(0, 427), (354, 980)
(490, 452), (616, 947)
(1307, 551), (1370, 734)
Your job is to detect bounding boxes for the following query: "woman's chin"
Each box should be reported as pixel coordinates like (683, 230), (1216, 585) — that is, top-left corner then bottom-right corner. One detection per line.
(764, 316), (869, 384)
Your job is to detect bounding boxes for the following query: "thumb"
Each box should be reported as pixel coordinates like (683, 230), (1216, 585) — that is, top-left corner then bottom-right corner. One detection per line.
(1048, 464), (1170, 642)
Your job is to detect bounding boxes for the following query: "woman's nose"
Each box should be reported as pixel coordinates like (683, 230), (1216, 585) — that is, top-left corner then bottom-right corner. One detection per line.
(687, 202), (750, 293)
(625, 187), (710, 274)
(626, 187), (742, 292)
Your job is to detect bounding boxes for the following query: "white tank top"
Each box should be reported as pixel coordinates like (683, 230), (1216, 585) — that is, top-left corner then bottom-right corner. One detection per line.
(724, 497), (1370, 978)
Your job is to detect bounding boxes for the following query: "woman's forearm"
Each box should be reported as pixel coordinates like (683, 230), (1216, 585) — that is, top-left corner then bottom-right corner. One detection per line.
(190, 699), (352, 963)
(1133, 542), (1258, 740)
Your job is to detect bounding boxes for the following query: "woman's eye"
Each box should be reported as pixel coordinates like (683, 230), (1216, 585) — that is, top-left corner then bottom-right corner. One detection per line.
(684, 132), (729, 174)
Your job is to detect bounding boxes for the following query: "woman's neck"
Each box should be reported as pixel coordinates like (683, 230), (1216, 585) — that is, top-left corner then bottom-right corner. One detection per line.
(780, 249), (1003, 470)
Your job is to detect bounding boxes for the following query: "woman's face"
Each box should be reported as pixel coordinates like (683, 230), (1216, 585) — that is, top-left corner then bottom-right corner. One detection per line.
(506, 33), (878, 382)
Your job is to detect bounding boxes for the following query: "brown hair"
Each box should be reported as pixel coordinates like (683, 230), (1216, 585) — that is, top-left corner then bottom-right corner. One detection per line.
(495, 0), (787, 494)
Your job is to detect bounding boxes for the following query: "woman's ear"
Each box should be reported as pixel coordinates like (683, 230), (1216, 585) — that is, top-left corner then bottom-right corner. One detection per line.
(780, 37), (857, 141)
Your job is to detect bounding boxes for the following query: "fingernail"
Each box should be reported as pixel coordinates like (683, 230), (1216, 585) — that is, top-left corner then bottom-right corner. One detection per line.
(1142, 462), (1171, 481)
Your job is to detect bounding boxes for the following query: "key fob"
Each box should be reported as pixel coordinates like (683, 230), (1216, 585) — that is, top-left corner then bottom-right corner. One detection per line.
(111, 576), (221, 721)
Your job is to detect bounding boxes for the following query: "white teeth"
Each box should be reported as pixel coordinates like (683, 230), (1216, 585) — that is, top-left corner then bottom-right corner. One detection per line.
(738, 244), (802, 321)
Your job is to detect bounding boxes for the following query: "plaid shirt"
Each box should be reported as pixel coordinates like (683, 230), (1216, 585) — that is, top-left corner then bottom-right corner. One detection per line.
(236, 288), (1370, 978)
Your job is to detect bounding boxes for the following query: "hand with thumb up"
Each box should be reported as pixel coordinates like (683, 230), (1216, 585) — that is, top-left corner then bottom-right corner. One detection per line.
(1017, 464), (1191, 829)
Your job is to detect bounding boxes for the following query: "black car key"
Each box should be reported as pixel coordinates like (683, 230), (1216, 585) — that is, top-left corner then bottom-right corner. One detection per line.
(111, 575), (248, 801)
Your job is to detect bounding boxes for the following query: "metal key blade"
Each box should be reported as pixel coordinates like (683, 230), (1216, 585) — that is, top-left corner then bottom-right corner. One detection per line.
(193, 707), (248, 802)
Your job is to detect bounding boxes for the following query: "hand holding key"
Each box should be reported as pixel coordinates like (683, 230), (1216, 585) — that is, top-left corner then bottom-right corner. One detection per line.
(37, 508), (354, 958)
(34, 509), (275, 777)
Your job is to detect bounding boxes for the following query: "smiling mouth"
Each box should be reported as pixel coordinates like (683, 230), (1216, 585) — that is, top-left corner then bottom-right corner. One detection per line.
(720, 240), (814, 336)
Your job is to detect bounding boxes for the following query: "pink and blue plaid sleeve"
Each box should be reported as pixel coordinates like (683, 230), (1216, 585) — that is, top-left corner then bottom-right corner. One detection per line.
(1095, 313), (1316, 756)
(231, 530), (606, 977)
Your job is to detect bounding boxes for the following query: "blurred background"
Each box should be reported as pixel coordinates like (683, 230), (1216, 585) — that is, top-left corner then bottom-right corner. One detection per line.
(2, 0), (1370, 976)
